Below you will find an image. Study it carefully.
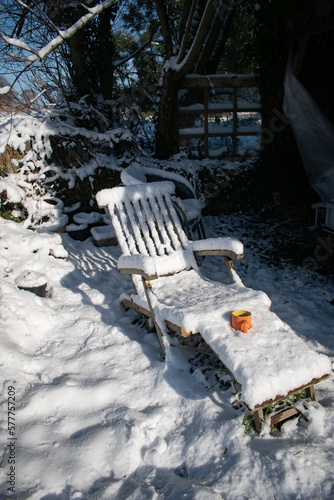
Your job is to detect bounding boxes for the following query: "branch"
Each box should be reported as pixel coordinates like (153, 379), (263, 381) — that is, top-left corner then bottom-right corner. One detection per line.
(154, 0), (173, 58)
(0, 0), (121, 95)
(114, 27), (159, 68)
(24, 0), (65, 37)
(176, 0), (235, 78)
(2, 35), (40, 55)
(177, 0), (198, 64)
(196, 0), (237, 74)
(12, 0), (32, 37)
(173, 0), (217, 77)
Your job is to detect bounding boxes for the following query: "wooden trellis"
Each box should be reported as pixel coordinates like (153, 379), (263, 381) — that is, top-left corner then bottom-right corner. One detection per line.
(177, 74), (261, 157)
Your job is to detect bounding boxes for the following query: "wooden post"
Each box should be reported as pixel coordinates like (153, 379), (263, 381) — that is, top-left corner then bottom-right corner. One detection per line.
(232, 86), (238, 156)
(305, 385), (316, 400)
(204, 87), (209, 157)
(253, 407), (264, 433)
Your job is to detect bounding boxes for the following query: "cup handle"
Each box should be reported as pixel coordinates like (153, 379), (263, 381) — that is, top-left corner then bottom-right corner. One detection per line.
(240, 321), (248, 333)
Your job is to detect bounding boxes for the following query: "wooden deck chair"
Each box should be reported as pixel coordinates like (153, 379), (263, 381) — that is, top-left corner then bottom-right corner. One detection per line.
(96, 181), (331, 432)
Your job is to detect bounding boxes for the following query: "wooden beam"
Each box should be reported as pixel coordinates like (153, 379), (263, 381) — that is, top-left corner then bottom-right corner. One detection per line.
(178, 74), (259, 89)
(118, 267), (157, 281)
(232, 86), (237, 156)
(253, 407), (264, 433)
(193, 249), (243, 259)
(122, 297), (152, 318)
(122, 298), (193, 338)
(165, 321), (193, 338)
(204, 87), (209, 157)
(270, 406), (301, 429)
(305, 385), (316, 400)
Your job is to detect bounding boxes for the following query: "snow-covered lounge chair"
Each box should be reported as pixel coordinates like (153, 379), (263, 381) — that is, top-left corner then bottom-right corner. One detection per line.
(96, 181), (331, 432)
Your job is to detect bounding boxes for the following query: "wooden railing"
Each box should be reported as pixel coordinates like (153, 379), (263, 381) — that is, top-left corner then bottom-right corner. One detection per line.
(177, 74), (261, 157)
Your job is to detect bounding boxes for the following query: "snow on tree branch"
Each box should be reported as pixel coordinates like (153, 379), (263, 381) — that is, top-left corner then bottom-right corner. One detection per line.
(0, 0), (121, 95)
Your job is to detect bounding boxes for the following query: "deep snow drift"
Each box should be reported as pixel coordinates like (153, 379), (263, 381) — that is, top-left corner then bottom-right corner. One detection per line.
(1, 206), (334, 499)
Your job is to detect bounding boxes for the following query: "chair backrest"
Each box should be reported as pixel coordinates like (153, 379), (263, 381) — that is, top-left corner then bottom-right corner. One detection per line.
(96, 182), (190, 258)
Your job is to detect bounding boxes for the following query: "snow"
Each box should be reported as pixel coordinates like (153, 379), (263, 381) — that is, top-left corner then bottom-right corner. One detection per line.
(0, 86), (11, 95)
(121, 163), (196, 196)
(0, 112), (125, 230)
(15, 270), (48, 288)
(118, 248), (198, 278)
(1, 202), (334, 498)
(192, 237), (244, 256)
(97, 181), (176, 208)
(4, 1), (119, 72)
(73, 212), (103, 225)
(90, 224), (116, 242)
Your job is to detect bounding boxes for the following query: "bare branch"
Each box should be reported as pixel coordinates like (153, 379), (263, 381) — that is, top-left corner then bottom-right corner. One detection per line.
(2, 35), (40, 55)
(177, 0), (235, 78)
(177, 0), (197, 64)
(27, 0), (64, 37)
(154, 0), (173, 58)
(1, 0), (122, 95)
(114, 27), (159, 68)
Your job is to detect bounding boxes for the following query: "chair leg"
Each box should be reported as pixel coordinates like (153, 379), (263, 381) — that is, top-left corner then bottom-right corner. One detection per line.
(224, 257), (236, 284)
(253, 407), (264, 433)
(142, 278), (166, 357)
(305, 385), (316, 400)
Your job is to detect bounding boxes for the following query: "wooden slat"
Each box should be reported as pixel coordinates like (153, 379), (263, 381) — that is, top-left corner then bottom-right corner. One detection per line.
(270, 406), (300, 428)
(178, 104), (261, 114)
(165, 321), (192, 338)
(146, 196), (177, 253)
(122, 298), (192, 338)
(114, 205), (138, 254)
(132, 199), (158, 256)
(122, 297), (152, 318)
(179, 130), (261, 138)
(155, 194), (184, 251)
(140, 197), (173, 256)
(119, 267), (157, 281)
(193, 249), (243, 259)
(124, 200), (149, 255)
(163, 196), (189, 249)
(178, 74), (259, 89)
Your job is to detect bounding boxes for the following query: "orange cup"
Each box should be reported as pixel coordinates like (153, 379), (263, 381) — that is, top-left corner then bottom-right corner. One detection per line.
(231, 310), (252, 333)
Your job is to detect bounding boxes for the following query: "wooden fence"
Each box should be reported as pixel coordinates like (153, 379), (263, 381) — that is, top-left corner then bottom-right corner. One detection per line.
(177, 74), (261, 157)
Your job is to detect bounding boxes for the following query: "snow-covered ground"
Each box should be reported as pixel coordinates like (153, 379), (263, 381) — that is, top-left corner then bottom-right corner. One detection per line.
(1, 206), (334, 499)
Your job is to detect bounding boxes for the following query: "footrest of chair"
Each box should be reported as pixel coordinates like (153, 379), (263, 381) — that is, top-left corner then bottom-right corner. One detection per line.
(270, 405), (301, 429)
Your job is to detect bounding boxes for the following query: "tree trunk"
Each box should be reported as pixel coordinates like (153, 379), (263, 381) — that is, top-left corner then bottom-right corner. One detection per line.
(99, 9), (114, 101)
(155, 71), (179, 159)
(68, 32), (91, 98)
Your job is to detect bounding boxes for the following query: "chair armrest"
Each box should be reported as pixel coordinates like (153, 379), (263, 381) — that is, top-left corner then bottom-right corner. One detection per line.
(192, 237), (244, 260)
(117, 254), (158, 280)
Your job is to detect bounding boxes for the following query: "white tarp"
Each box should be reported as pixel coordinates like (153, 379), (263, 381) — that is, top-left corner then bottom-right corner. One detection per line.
(283, 53), (334, 202)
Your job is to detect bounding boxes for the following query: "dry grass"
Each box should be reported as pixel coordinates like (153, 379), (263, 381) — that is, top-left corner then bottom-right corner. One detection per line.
(0, 146), (25, 177)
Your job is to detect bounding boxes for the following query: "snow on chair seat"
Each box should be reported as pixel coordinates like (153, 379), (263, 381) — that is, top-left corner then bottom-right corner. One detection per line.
(96, 181), (331, 432)
(121, 163), (205, 239)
